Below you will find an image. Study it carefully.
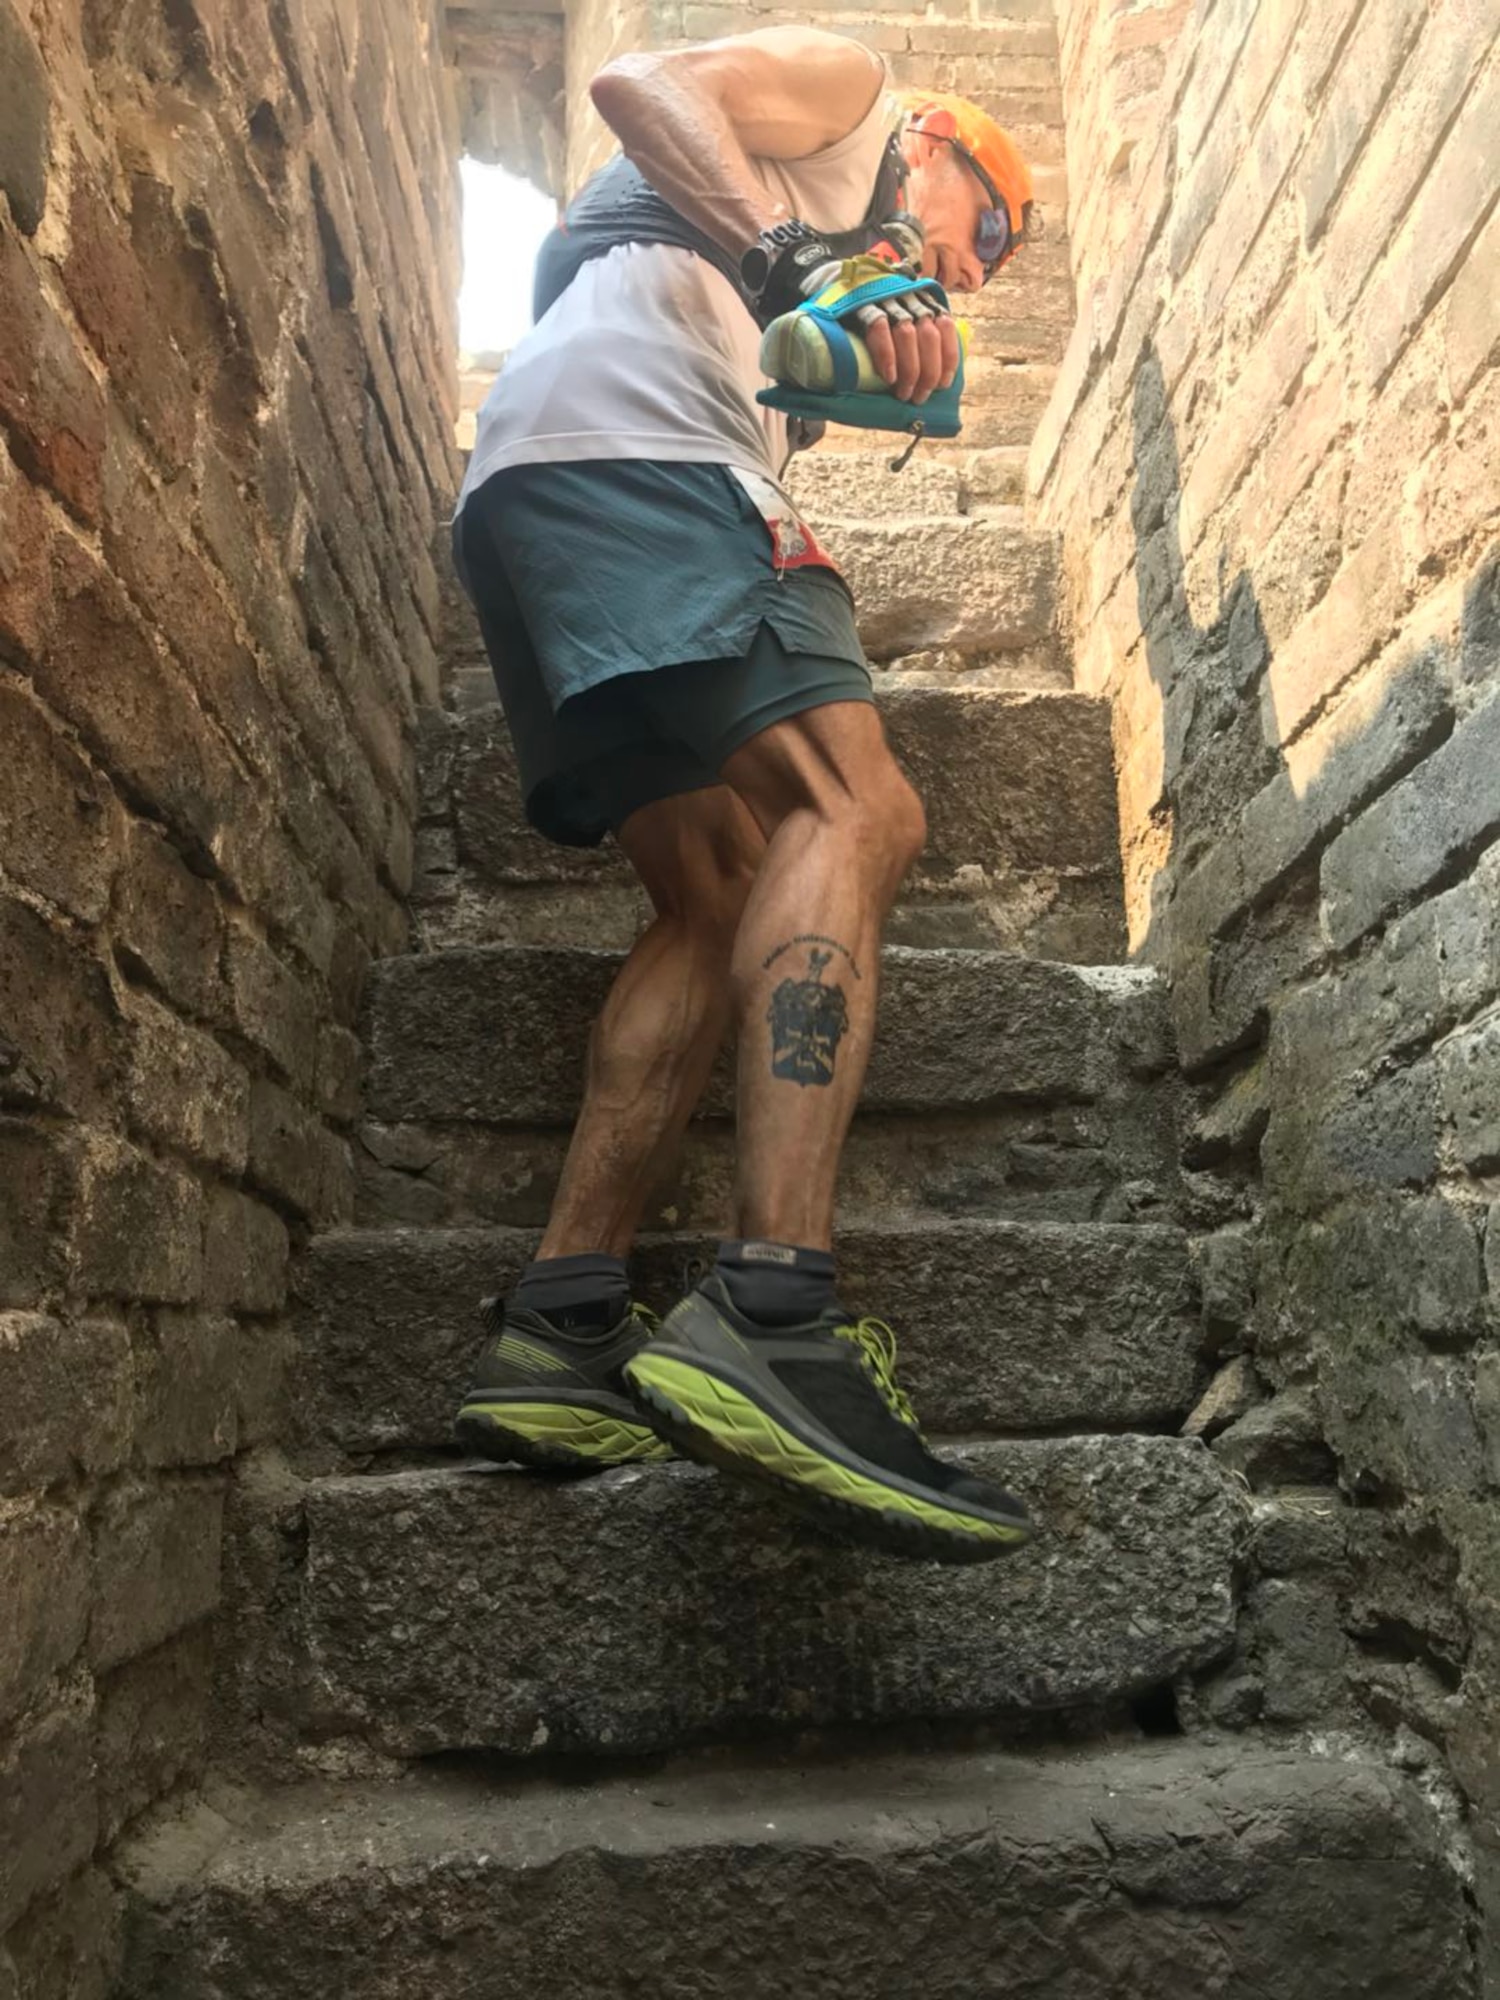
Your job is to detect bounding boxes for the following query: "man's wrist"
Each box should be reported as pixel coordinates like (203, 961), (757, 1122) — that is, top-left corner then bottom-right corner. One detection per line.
(738, 217), (820, 298)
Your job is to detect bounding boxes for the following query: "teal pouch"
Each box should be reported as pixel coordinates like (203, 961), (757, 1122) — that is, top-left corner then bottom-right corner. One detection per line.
(756, 268), (966, 441)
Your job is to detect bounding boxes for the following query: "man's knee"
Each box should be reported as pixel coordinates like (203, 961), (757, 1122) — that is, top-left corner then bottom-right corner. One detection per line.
(617, 786), (765, 941)
(724, 704), (927, 882)
(865, 764), (927, 876)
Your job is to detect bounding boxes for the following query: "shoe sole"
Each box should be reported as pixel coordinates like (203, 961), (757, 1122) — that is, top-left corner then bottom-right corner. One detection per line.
(455, 1398), (674, 1472)
(625, 1352), (1032, 1564)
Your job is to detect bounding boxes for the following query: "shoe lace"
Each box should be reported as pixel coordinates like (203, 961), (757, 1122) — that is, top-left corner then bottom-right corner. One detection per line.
(832, 1316), (921, 1432)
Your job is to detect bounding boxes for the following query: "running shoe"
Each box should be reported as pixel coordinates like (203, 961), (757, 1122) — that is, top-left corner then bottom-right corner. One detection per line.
(454, 1296), (674, 1471)
(623, 1273), (1033, 1561)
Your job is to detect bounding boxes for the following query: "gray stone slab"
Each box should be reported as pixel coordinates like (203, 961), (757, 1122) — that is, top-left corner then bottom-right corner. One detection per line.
(350, 1089), (1183, 1235)
(117, 1746), (1468, 2000)
(236, 1436), (1237, 1758)
(290, 1218), (1198, 1457)
(363, 946), (1166, 1125)
(882, 686), (1121, 882)
(436, 684), (1118, 902)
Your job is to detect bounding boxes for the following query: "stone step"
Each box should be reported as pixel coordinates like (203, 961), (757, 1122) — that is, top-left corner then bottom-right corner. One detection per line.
(363, 948), (1165, 1128)
(118, 1744), (1465, 2000)
(290, 1218), (1198, 1459)
(353, 1086), (1182, 1234)
(784, 449), (1042, 527)
(415, 684), (1125, 958)
(819, 514), (1058, 659)
(229, 1436), (1238, 1759)
(442, 511), (1058, 677)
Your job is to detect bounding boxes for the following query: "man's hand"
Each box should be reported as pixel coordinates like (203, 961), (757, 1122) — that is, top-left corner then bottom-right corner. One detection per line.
(755, 221), (960, 405)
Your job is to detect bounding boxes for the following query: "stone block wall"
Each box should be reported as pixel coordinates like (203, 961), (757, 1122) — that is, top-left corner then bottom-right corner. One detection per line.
(1034, 0), (1499, 1967)
(562, 0), (1069, 208)
(0, 0), (458, 1981)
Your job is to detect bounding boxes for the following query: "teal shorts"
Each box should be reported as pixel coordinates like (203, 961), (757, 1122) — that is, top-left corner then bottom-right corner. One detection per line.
(454, 459), (875, 847)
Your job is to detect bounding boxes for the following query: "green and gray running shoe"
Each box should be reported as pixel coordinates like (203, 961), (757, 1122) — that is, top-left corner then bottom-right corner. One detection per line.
(454, 1296), (674, 1471)
(623, 1273), (1033, 1562)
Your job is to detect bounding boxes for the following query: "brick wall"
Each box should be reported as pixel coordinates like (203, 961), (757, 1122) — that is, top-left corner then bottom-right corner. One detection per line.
(1035, 0), (1500, 1965)
(0, 0), (458, 1981)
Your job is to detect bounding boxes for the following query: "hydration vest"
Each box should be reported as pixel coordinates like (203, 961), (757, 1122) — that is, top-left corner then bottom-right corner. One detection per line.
(532, 131), (909, 323)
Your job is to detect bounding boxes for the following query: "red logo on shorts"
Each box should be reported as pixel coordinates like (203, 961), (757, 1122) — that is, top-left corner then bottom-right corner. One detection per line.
(769, 514), (839, 576)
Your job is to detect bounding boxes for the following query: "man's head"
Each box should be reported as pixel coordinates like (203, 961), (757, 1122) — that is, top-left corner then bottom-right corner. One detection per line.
(897, 93), (1034, 294)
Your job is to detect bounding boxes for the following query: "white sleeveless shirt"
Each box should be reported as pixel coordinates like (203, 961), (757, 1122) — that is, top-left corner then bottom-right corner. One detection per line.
(458, 75), (903, 510)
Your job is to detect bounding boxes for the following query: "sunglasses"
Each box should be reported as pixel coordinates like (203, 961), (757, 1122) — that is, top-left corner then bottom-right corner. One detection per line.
(932, 134), (1020, 283)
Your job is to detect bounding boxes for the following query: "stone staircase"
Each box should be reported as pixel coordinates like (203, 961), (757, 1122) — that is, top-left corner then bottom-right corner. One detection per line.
(111, 456), (1470, 1992)
(110, 34), (1471, 1957)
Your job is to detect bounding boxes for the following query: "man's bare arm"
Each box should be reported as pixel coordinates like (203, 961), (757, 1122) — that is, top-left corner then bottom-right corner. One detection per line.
(589, 27), (954, 401)
(589, 27), (884, 258)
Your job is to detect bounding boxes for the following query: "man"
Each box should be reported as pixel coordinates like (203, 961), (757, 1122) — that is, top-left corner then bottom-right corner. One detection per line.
(452, 26), (1037, 1562)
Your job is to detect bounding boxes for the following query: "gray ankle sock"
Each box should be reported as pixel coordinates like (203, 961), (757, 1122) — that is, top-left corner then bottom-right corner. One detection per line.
(715, 1239), (838, 1326)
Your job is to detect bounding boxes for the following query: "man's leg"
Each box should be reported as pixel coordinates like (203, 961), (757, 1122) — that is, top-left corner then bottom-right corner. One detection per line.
(623, 699), (1033, 1561)
(718, 699), (925, 1248)
(539, 782), (766, 1258)
(454, 781), (766, 1469)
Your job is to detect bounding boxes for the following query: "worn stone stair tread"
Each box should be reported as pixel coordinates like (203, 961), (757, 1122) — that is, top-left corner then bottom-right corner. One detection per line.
(431, 682), (1119, 892)
(364, 947), (1166, 1126)
(231, 1434), (1239, 1758)
(292, 1216), (1198, 1456)
(117, 1743), (1465, 1999)
(354, 1087), (1182, 1236)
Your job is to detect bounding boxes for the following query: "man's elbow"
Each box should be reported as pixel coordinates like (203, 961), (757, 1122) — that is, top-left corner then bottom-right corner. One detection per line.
(589, 52), (660, 127)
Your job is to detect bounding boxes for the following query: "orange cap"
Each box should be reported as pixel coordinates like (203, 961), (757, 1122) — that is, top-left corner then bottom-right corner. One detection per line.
(900, 92), (1035, 245)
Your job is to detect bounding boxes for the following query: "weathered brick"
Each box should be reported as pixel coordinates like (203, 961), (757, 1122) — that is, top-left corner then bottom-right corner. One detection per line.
(124, 168), (252, 447)
(71, 1137), (204, 1305)
(134, 1310), (239, 1467)
(0, 0), (49, 235)
(0, 897), (123, 1120)
(1418, 836), (1500, 1023)
(1408, 354), (1500, 573)
(0, 682), (118, 921)
(1357, 58), (1500, 389)
(1297, 0), (1427, 244)
(0, 1503), (89, 1728)
(201, 1185), (289, 1315)
(0, 431), (58, 666)
(226, 911), (332, 1095)
(0, 1123), (79, 1308)
(0, 1312), (132, 1494)
(1178, 292), (1315, 551)
(314, 1020), (364, 1125)
(0, 1694), (97, 1930)
(1322, 685), (1500, 949)
(1, 1861), (120, 2000)
(1342, 320), (1450, 546)
(63, 175), (197, 473)
(1316, 0), (1493, 326)
(247, 1075), (347, 1223)
(123, 991), (249, 1174)
(35, 558), (253, 873)
(88, 1478), (224, 1674)
(95, 1625), (212, 1847)
(1191, 84), (1300, 326)
(99, 429), (282, 779)
(1443, 197), (1500, 401)
(1166, 92), (1244, 280)
(1239, 629), (1453, 907)
(1442, 1013), (1500, 1173)
(111, 818), (223, 1019)
(1266, 509), (1409, 746)
(1263, 1057), (1443, 1211)
(0, 229), (105, 523)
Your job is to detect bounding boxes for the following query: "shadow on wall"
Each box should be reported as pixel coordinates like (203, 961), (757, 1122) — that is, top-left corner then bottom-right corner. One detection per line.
(1120, 343), (1500, 1896)
(1126, 339), (1497, 1081)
